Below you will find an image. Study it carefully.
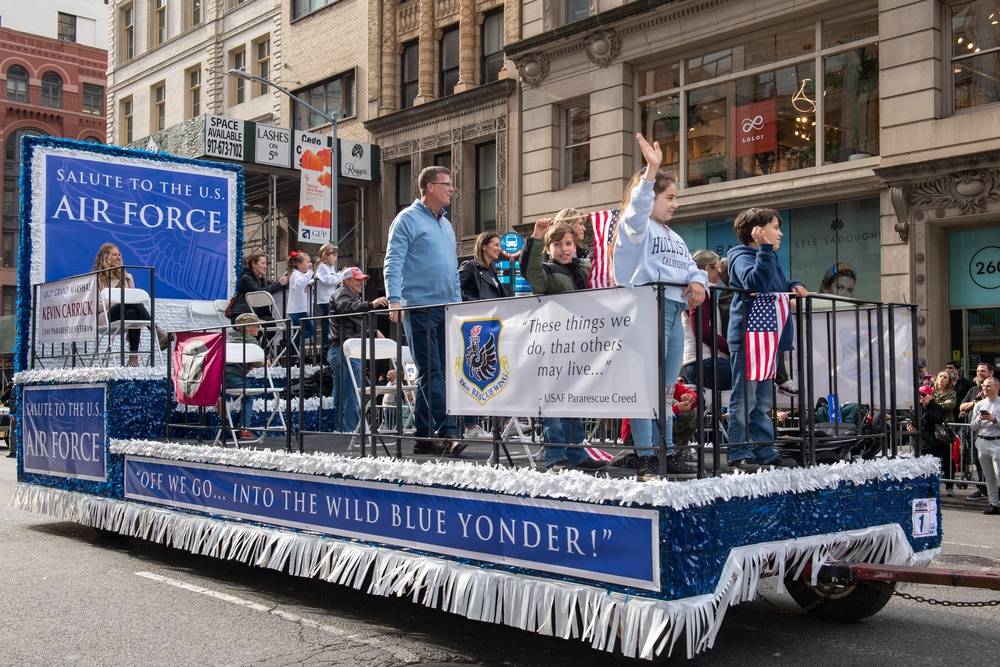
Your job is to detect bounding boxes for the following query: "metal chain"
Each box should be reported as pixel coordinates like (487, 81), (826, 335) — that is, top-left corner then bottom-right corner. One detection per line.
(893, 590), (1000, 608)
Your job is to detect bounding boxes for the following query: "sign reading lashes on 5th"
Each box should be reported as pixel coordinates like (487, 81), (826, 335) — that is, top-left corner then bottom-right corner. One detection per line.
(123, 457), (661, 591)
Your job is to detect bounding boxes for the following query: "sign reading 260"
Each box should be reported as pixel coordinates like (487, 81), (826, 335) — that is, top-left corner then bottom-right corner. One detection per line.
(970, 246), (1000, 289)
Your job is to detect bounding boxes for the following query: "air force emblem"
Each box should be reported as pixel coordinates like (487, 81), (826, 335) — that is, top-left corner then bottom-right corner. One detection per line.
(455, 319), (509, 405)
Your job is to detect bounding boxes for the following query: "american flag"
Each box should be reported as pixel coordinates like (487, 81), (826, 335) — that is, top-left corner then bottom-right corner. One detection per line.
(588, 209), (619, 288)
(583, 441), (615, 462)
(745, 293), (790, 381)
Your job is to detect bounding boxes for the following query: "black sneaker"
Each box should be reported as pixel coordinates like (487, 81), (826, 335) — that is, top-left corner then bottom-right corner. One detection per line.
(413, 439), (447, 455)
(984, 504), (1000, 515)
(967, 489), (986, 500)
(546, 460), (573, 472)
(762, 455), (799, 469)
(636, 456), (659, 482)
(573, 458), (607, 472)
(727, 458), (760, 473)
(663, 453), (697, 478)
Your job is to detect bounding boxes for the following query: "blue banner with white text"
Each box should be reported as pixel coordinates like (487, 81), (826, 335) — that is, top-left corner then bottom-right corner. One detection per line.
(22, 385), (107, 481)
(42, 153), (234, 300)
(123, 457), (660, 590)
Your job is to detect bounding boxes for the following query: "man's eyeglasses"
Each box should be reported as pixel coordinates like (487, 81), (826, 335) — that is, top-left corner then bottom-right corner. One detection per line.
(428, 182), (454, 188)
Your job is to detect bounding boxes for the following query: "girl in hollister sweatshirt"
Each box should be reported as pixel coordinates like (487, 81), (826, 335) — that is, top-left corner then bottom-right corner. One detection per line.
(610, 133), (708, 481)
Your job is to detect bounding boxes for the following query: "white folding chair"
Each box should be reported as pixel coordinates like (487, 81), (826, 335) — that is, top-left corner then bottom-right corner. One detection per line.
(213, 341), (287, 447)
(244, 291), (299, 361)
(343, 338), (416, 452)
(188, 300), (227, 326)
(96, 287), (156, 365)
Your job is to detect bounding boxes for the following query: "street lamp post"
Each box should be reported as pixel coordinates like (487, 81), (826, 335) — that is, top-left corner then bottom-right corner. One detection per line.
(227, 68), (338, 248)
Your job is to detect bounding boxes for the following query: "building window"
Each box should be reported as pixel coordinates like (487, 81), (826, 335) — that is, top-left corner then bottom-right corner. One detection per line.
(293, 0), (335, 19)
(440, 25), (459, 97)
(401, 40), (418, 108)
(434, 151), (451, 172)
(293, 71), (356, 129)
(951, 0), (1000, 111)
(120, 4), (135, 61)
(395, 162), (411, 214)
(40, 72), (63, 108)
(231, 48), (247, 104)
(637, 7), (878, 187)
(187, 67), (202, 118)
(565, 102), (590, 185)
(1, 233), (14, 269)
(566, 0), (589, 23)
(2, 287), (14, 316)
(153, 0), (167, 45)
(5, 65), (28, 102)
(82, 83), (104, 115)
(482, 10), (504, 84)
(253, 37), (270, 96)
(152, 82), (166, 131)
(185, 0), (202, 28)
(58, 12), (77, 41)
(476, 142), (497, 233)
(121, 97), (134, 144)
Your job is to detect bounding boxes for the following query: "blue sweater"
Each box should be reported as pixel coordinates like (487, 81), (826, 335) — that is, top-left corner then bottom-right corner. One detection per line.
(383, 199), (461, 306)
(726, 244), (804, 352)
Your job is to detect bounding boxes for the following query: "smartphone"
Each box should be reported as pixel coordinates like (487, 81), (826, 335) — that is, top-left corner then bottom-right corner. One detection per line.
(981, 410), (990, 416)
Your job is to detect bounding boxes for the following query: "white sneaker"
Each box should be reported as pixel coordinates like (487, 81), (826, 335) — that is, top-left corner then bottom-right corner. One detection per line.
(465, 425), (491, 438)
(776, 380), (798, 395)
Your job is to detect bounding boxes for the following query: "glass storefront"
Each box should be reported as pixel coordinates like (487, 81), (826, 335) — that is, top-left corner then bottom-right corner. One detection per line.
(673, 198), (881, 301)
(948, 226), (1000, 372)
(637, 6), (879, 187)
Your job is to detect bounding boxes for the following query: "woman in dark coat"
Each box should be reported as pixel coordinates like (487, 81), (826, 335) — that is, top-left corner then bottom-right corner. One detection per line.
(459, 231), (509, 302)
(908, 385), (955, 495)
(228, 252), (289, 323)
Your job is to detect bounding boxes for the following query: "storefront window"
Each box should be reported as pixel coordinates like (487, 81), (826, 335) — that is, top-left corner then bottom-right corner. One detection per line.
(638, 12), (878, 186)
(672, 198), (881, 301)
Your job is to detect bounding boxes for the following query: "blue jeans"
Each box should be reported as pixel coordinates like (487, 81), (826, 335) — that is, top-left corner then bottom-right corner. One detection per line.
(327, 345), (361, 433)
(289, 312), (314, 355)
(224, 370), (252, 428)
(684, 357), (732, 391)
(633, 300), (686, 457)
(543, 417), (590, 467)
(402, 306), (458, 439)
(726, 349), (779, 464)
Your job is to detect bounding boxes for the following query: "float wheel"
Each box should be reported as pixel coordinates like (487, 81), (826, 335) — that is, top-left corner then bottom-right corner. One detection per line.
(784, 573), (895, 621)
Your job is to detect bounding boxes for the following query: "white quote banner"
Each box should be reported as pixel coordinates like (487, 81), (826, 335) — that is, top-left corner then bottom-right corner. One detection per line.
(34, 274), (97, 345)
(445, 287), (658, 418)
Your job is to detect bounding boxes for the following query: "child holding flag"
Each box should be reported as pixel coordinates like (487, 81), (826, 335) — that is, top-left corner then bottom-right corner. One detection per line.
(726, 209), (808, 472)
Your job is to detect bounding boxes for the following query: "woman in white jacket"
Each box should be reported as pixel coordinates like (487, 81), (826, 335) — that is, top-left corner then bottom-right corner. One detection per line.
(610, 133), (708, 481)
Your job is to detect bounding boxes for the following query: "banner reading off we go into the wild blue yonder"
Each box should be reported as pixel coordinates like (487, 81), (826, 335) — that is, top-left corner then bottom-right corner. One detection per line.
(27, 140), (240, 302)
(445, 287), (658, 418)
(123, 457), (661, 590)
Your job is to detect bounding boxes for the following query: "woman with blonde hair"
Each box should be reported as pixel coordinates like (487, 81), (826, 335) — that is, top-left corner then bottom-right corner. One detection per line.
(92, 242), (168, 366)
(934, 369), (957, 423)
(313, 243), (343, 349)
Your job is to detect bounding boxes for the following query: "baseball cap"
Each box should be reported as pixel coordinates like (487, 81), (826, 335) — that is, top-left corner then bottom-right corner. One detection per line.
(340, 267), (369, 281)
(918, 385), (934, 396)
(918, 359), (927, 367)
(234, 312), (261, 325)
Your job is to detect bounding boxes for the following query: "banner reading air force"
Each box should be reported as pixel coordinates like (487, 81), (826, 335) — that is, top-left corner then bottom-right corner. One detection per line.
(24, 137), (241, 302)
(446, 287), (658, 418)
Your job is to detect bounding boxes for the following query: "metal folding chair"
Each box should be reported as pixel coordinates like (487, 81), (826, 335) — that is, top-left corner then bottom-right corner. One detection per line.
(213, 341), (287, 447)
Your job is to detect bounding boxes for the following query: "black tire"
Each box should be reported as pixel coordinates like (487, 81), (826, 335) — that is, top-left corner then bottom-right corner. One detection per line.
(784, 573), (895, 621)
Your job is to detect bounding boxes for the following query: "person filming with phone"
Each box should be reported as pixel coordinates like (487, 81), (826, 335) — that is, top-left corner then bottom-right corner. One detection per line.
(972, 377), (1000, 515)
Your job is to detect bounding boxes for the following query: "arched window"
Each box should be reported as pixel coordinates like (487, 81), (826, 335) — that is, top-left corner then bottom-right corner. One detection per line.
(6, 65), (28, 102)
(40, 72), (63, 108)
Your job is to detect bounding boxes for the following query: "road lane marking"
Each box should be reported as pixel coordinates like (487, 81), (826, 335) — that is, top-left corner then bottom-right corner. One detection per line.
(942, 541), (995, 550)
(135, 571), (420, 663)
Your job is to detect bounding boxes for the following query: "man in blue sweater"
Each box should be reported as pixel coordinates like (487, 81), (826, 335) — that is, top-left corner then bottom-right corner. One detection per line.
(384, 167), (464, 456)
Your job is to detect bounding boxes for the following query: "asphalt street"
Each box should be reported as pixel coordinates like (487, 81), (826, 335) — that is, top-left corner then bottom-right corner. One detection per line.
(2, 452), (999, 666)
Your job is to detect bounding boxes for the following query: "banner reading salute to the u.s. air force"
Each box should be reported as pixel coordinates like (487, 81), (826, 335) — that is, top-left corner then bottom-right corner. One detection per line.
(445, 287), (658, 418)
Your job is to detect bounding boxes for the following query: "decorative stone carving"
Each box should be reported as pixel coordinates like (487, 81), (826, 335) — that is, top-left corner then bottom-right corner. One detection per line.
(889, 185), (909, 242)
(915, 274), (925, 285)
(909, 169), (1000, 216)
(915, 253), (924, 263)
(584, 30), (620, 68)
(917, 315), (926, 326)
(515, 53), (550, 87)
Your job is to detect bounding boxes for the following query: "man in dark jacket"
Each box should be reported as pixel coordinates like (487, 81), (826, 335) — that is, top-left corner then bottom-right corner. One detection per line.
(327, 267), (388, 434)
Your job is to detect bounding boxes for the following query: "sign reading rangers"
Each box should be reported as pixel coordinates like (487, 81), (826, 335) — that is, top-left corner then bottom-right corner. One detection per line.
(745, 292), (789, 381)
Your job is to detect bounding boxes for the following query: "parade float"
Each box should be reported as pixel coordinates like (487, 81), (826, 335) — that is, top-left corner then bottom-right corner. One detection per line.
(11, 137), (941, 660)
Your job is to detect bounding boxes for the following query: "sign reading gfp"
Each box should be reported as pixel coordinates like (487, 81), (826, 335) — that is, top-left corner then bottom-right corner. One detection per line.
(40, 149), (236, 301)
(22, 385), (106, 481)
(123, 457), (660, 590)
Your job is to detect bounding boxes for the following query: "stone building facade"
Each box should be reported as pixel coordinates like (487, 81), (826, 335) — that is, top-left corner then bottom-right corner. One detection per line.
(503, 0), (1000, 374)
